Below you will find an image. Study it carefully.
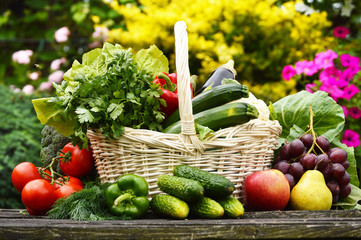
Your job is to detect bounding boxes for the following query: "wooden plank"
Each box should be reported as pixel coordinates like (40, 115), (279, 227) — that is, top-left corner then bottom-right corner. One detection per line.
(0, 209), (360, 239)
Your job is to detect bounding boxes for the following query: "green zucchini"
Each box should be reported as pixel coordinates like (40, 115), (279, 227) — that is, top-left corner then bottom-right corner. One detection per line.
(189, 197), (224, 219)
(217, 196), (244, 218)
(162, 101), (259, 134)
(157, 175), (204, 202)
(162, 84), (249, 128)
(173, 165), (235, 199)
(150, 194), (189, 219)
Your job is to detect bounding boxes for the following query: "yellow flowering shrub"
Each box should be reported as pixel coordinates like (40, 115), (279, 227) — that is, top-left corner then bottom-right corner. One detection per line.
(106, 0), (335, 102)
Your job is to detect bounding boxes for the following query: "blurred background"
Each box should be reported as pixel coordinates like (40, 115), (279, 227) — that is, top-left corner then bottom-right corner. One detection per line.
(0, 0), (360, 208)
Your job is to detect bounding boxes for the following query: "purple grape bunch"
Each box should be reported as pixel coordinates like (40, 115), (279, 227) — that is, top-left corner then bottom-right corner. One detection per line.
(273, 134), (351, 204)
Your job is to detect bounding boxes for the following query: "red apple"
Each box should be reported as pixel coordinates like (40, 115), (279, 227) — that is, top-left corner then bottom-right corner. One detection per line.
(242, 169), (290, 211)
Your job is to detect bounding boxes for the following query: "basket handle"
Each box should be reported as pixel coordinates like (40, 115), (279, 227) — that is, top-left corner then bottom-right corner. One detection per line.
(174, 21), (205, 153)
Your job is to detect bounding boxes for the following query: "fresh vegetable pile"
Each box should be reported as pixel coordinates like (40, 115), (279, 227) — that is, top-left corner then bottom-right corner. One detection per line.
(151, 165), (244, 219)
(11, 142), (92, 215)
(10, 40), (361, 220)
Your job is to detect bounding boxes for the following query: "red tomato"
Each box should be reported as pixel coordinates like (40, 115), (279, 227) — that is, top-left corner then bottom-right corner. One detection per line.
(21, 179), (57, 214)
(11, 162), (41, 192)
(54, 176), (84, 190)
(59, 143), (94, 178)
(55, 184), (83, 200)
(26, 207), (46, 216)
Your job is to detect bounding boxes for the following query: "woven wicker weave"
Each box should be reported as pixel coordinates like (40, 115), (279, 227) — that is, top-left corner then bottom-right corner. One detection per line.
(87, 21), (282, 199)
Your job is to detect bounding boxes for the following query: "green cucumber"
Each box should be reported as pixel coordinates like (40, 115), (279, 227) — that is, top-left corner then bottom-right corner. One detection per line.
(157, 175), (204, 202)
(189, 197), (224, 219)
(150, 194), (189, 219)
(217, 196), (244, 218)
(162, 101), (259, 134)
(173, 165), (235, 199)
(163, 84), (249, 128)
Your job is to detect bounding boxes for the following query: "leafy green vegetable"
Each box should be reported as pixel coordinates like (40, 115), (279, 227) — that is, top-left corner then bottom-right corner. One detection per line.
(272, 91), (345, 144)
(134, 44), (169, 78)
(48, 182), (131, 220)
(32, 43), (169, 148)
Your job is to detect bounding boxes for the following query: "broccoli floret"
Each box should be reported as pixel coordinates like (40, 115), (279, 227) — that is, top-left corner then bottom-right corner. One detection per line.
(40, 125), (71, 172)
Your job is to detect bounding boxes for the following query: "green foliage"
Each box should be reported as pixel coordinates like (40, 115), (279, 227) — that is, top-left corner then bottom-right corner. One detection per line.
(106, 0), (335, 104)
(0, 84), (43, 209)
(0, 0), (129, 91)
(32, 43), (167, 148)
(48, 181), (127, 221)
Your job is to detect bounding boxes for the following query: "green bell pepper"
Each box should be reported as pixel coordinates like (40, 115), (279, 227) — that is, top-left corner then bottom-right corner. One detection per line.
(105, 174), (149, 219)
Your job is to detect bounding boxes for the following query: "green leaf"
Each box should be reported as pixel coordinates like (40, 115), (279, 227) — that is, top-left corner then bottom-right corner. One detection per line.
(107, 103), (124, 120)
(76, 107), (94, 123)
(134, 45), (169, 78)
(102, 42), (123, 65)
(195, 123), (214, 140)
(32, 98), (75, 137)
(273, 91), (345, 143)
(268, 102), (277, 121)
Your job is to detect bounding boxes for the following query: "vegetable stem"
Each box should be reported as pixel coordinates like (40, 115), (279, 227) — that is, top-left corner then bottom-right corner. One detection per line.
(114, 193), (133, 206)
(306, 106), (325, 155)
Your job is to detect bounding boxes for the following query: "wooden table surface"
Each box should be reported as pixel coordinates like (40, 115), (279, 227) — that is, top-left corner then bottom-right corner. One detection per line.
(1, 208), (360, 239)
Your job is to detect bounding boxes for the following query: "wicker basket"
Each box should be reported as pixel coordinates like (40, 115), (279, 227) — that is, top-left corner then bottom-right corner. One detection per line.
(87, 21), (282, 200)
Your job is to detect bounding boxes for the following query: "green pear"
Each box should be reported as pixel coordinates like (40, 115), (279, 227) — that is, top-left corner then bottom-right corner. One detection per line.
(290, 170), (332, 210)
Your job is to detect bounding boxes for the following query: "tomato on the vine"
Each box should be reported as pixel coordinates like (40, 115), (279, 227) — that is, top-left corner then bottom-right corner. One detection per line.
(55, 183), (83, 200)
(37, 167), (52, 182)
(54, 176), (84, 190)
(21, 179), (57, 215)
(59, 143), (94, 178)
(11, 162), (41, 192)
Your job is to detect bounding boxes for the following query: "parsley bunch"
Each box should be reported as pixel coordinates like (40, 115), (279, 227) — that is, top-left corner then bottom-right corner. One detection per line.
(53, 49), (165, 148)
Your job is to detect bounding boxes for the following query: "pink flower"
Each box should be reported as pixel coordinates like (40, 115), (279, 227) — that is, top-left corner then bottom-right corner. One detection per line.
(305, 83), (317, 93)
(320, 76), (337, 86)
(340, 54), (360, 67)
(342, 66), (361, 81)
(314, 49), (338, 69)
(10, 85), (21, 93)
(48, 70), (64, 83)
(50, 57), (66, 70)
(341, 84), (359, 100)
(341, 105), (348, 118)
(22, 84), (34, 95)
(92, 26), (109, 41)
(341, 129), (361, 147)
(333, 26), (350, 39)
(88, 41), (102, 49)
(319, 83), (344, 102)
(54, 27), (70, 43)
(282, 65), (296, 81)
(295, 60), (319, 76)
(28, 72), (40, 81)
(12, 50), (33, 64)
(349, 107), (361, 119)
(39, 81), (53, 91)
(319, 67), (348, 88)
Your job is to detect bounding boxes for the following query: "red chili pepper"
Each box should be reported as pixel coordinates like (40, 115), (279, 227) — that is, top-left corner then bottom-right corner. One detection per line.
(153, 72), (192, 118)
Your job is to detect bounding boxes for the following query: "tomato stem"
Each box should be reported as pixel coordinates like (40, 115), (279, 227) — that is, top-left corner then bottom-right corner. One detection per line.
(39, 156), (69, 186)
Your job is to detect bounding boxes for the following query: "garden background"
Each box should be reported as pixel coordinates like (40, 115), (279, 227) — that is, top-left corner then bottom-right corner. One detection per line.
(1, 0), (360, 209)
